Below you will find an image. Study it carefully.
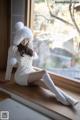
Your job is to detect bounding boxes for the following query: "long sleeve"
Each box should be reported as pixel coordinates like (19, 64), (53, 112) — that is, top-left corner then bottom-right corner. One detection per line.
(5, 46), (17, 80)
(5, 63), (13, 80)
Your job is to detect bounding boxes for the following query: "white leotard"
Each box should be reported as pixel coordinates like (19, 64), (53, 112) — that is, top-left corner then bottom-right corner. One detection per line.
(15, 52), (35, 86)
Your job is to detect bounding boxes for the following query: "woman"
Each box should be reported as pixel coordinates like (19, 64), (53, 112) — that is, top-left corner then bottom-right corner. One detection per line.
(5, 22), (78, 106)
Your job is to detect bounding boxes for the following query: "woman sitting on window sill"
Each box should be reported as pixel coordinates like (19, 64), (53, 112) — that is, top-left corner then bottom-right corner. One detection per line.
(5, 22), (78, 106)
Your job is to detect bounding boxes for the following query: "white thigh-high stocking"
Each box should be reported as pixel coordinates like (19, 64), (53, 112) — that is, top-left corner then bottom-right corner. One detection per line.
(56, 87), (78, 105)
(42, 72), (78, 106)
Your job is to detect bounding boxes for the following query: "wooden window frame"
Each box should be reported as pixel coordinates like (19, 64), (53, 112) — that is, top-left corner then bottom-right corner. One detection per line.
(25, 0), (34, 29)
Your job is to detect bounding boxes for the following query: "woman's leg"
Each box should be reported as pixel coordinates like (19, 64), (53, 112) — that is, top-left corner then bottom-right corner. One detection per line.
(28, 70), (77, 105)
(28, 70), (46, 83)
(42, 72), (78, 105)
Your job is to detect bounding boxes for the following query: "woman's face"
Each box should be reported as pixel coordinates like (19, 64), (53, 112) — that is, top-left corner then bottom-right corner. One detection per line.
(21, 38), (30, 46)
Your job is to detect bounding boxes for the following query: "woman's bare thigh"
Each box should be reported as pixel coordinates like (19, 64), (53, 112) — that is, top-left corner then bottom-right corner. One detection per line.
(28, 70), (46, 83)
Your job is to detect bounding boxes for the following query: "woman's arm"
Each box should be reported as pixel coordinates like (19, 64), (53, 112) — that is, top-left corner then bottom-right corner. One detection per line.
(5, 46), (18, 80)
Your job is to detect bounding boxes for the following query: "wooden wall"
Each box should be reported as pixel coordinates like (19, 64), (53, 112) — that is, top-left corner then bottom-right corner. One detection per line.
(11, 0), (25, 45)
(0, 0), (31, 70)
(0, 0), (10, 70)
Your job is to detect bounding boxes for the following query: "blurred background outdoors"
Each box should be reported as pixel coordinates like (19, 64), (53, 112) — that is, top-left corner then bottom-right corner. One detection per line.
(33, 0), (80, 79)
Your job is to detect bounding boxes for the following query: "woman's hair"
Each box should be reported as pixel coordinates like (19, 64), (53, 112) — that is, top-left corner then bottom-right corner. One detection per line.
(17, 43), (33, 57)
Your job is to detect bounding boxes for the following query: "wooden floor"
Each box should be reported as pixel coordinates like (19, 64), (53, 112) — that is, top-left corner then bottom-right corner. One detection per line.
(0, 91), (10, 101)
(0, 71), (80, 120)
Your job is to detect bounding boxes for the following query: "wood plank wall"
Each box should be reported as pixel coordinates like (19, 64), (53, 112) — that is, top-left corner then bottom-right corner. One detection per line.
(0, 0), (10, 70)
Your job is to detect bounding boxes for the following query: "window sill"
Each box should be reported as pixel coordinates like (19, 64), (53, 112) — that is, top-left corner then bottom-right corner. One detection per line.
(0, 70), (80, 120)
(34, 67), (80, 93)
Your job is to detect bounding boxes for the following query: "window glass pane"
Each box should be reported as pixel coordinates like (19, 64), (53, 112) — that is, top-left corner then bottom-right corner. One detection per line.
(33, 0), (80, 79)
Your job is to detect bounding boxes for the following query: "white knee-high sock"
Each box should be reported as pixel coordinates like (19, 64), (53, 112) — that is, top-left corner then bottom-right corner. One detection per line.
(56, 87), (78, 105)
(42, 72), (78, 106)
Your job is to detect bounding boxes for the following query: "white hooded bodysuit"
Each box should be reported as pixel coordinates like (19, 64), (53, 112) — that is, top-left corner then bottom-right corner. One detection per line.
(15, 50), (36, 86)
(5, 22), (36, 85)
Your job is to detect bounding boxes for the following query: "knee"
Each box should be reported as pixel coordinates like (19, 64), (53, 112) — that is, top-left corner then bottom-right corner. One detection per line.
(42, 70), (48, 74)
(44, 70), (48, 74)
